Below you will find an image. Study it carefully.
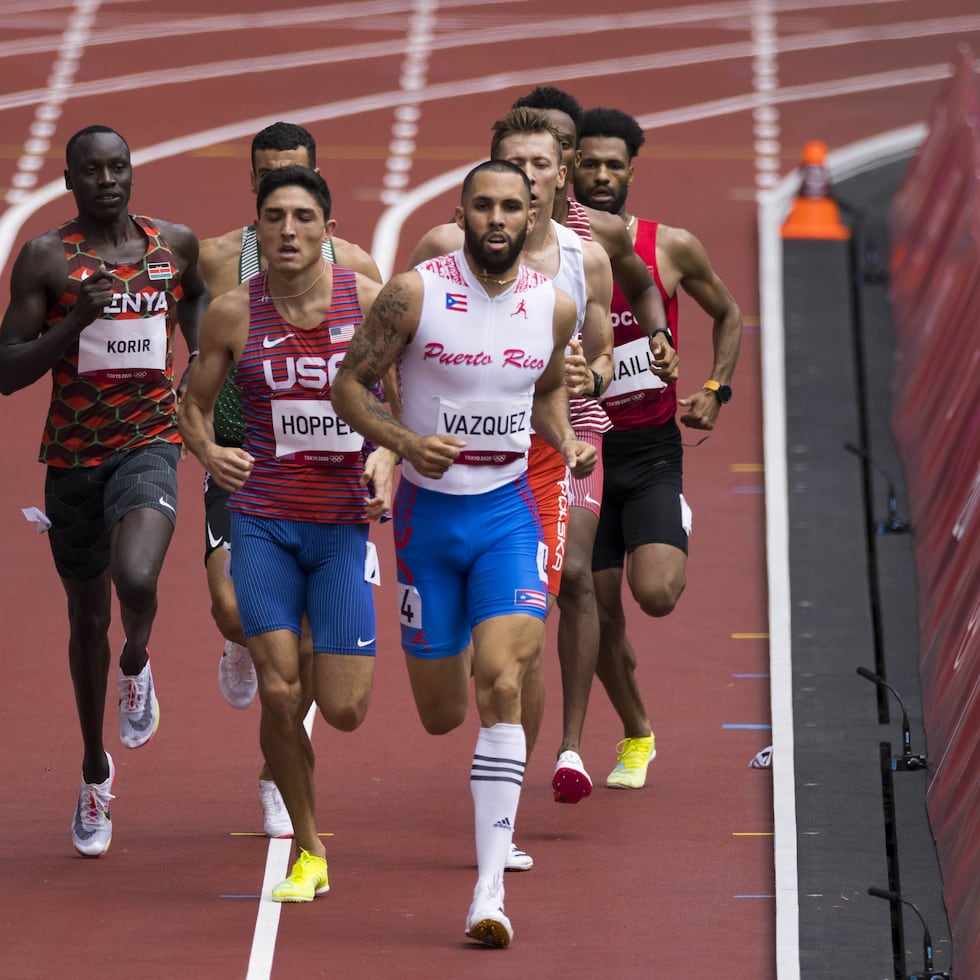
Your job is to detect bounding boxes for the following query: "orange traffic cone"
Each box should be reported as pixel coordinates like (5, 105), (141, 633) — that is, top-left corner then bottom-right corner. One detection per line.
(781, 140), (850, 240)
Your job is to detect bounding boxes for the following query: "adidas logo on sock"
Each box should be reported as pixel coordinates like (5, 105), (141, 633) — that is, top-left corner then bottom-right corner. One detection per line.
(493, 817), (513, 830)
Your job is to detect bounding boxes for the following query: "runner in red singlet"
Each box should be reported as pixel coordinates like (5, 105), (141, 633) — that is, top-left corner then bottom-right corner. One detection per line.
(509, 87), (681, 800)
(574, 106), (742, 789)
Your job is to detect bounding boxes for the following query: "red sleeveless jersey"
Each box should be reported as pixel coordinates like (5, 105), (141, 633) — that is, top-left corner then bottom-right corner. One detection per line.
(602, 219), (679, 430)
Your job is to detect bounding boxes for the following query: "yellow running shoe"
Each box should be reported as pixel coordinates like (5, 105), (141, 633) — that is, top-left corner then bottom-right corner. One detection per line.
(606, 735), (656, 789)
(271, 848), (330, 903)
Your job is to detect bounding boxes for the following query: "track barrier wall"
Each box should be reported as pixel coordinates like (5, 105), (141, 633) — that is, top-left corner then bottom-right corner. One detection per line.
(887, 42), (980, 979)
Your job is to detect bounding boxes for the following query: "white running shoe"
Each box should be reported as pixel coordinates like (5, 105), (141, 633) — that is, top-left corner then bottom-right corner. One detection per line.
(259, 779), (293, 838)
(465, 880), (513, 948)
(118, 659), (160, 749)
(504, 840), (533, 872)
(218, 640), (257, 709)
(552, 749), (593, 804)
(71, 752), (115, 857)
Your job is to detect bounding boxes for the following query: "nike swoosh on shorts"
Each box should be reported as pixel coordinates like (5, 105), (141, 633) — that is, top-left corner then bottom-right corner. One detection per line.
(207, 522), (224, 549)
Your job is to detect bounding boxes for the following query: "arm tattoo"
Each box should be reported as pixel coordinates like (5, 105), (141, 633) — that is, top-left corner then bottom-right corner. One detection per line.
(340, 280), (413, 385)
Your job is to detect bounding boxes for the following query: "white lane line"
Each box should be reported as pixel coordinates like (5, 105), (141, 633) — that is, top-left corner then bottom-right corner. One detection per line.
(379, 0), (439, 207)
(372, 161), (476, 280)
(5, 0), (101, 206)
(369, 61), (956, 277)
(245, 838), (293, 980)
(751, 0), (781, 194)
(758, 125), (925, 979)
(758, 171), (800, 980)
(9, 9), (976, 113)
(246, 704), (318, 979)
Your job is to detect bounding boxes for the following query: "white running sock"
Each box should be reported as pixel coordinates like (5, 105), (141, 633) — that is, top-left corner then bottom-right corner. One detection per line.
(470, 723), (526, 892)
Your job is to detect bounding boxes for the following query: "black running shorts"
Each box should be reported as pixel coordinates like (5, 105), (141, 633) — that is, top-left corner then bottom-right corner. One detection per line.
(592, 420), (689, 572)
(44, 443), (179, 579)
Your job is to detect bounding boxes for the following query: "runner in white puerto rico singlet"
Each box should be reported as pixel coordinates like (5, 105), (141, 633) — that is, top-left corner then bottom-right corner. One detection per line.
(394, 249), (557, 657)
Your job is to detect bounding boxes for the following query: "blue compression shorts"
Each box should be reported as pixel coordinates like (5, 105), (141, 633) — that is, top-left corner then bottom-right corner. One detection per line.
(394, 473), (548, 659)
(230, 513), (375, 655)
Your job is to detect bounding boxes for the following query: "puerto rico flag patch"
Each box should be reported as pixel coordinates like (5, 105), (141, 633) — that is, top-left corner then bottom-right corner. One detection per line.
(147, 261), (175, 281)
(514, 588), (547, 611)
(445, 292), (467, 313)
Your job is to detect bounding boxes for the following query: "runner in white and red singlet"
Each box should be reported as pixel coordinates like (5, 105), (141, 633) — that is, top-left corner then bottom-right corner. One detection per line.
(406, 108), (615, 831)
(333, 160), (596, 949)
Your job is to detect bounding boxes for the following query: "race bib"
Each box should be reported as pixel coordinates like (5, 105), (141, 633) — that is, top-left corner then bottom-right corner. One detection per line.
(602, 335), (667, 402)
(436, 394), (532, 466)
(272, 398), (364, 465)
(77, 313), (167, 382)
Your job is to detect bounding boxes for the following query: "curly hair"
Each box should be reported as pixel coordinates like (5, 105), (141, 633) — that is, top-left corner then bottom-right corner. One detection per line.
(579, 108), (646, 159)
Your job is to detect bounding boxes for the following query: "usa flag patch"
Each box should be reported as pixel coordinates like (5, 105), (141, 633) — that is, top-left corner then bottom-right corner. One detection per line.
(515, 589), (547, 610)
(329, 323), (356, 343)
(445, 292), (467, 313)
(147, 261), (175, 281)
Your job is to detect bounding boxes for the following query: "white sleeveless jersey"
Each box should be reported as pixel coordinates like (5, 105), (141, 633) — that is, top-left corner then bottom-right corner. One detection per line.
(550, 220), (611, 433)
(551, 220), (586, 333)
(401, 250), (556, 495)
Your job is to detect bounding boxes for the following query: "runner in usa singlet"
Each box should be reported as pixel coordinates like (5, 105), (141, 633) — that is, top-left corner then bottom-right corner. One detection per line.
(212, 229), (337, 447)
(229, 267), (379, 524)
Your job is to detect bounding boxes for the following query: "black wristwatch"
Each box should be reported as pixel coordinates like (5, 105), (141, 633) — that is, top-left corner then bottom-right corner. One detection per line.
(589, 369), (603, 398)
(703, 379), (732, 404)
(651, 326), (675, 348)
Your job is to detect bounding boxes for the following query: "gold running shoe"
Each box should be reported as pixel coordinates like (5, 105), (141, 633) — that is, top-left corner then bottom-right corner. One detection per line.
(606, 735), (656, 789)
(271, 848), (330, 903)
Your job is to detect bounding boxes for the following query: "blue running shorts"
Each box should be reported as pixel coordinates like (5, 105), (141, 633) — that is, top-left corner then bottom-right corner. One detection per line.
(230, 513), (375, 655)
(394, 473), (548, 659)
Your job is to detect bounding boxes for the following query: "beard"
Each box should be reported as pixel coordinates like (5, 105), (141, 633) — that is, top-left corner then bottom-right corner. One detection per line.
(465, 223), (528, 275)
(581, 183), (629, 215)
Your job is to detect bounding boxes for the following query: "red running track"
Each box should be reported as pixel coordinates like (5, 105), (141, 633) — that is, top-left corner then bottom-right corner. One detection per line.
(0, 2), (977, 977)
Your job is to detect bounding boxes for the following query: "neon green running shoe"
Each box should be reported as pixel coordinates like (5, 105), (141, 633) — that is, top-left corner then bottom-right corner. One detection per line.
(606, 734), (656, 789)
(271, 848), (330, 903)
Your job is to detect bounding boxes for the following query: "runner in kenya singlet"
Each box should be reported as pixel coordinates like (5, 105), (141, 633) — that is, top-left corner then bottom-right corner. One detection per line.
(40, 215), (184, 467)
